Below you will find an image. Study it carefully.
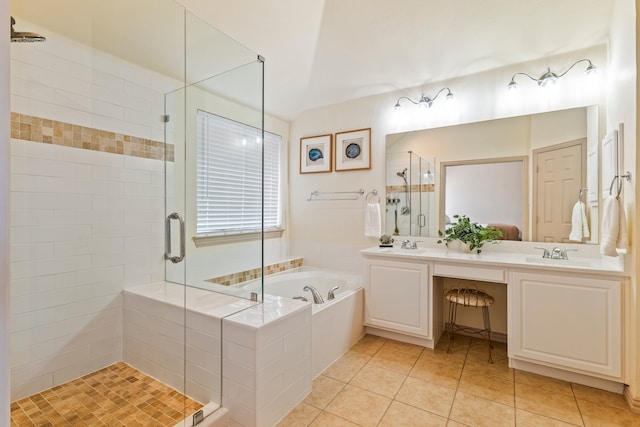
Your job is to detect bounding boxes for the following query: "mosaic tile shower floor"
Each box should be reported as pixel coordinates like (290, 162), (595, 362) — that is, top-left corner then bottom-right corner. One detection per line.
(10, 362), (202, 426)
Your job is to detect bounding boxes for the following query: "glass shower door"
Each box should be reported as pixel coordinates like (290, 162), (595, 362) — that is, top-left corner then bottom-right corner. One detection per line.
(164, 9), (266, 423)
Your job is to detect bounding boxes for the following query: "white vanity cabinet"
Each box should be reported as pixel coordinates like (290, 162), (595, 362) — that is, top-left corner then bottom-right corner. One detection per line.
(363, 257), (432, 341)
(509, 270), (623, 379)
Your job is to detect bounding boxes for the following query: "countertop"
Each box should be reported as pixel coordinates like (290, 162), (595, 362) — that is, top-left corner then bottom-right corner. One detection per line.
(361, 243), (627, 276)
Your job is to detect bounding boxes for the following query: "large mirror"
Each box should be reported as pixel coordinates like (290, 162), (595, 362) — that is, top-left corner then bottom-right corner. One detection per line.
(385, 105), (600, 243)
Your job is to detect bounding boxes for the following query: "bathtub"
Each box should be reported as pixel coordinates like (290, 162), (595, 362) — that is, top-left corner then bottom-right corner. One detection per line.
(240, 267), (365, 377)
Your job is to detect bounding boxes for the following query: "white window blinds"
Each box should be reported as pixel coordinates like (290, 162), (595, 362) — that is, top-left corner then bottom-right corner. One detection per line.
(196, 110), (281, 236)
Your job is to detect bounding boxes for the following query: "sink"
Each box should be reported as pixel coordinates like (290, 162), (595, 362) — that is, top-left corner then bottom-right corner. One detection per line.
(524, 257), (594, 268)
(378, 248), (428, 255)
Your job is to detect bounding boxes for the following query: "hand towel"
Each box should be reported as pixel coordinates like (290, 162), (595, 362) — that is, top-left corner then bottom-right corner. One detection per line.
(600, 196), (627, 256)
(364, 202), (381, 237)
(569, 201), (590, 242)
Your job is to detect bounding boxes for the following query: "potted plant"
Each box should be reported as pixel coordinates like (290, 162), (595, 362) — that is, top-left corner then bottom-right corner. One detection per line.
(437, 215), (503, 254)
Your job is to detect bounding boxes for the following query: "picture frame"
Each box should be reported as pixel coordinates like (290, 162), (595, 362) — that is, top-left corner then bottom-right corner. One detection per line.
(334, 128), (371, 172)
(300, 134), (332, 174)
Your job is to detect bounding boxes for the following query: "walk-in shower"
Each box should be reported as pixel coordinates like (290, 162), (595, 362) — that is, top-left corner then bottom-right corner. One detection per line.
(9, 1), (266, 425)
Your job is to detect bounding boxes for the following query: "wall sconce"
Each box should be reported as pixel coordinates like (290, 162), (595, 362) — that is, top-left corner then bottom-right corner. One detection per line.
(394, 87), (454, 110)
(507, 59), (596, 91)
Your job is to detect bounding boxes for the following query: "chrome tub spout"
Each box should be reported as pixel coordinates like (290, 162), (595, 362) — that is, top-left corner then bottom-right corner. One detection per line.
(303, 285), (324, 304)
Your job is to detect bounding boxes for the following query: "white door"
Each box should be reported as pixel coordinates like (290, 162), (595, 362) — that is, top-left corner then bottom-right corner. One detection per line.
(534, 139), (585, 242)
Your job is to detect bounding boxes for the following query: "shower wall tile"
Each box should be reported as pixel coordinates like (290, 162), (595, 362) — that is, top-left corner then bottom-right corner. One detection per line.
(9, 139), (164, 400)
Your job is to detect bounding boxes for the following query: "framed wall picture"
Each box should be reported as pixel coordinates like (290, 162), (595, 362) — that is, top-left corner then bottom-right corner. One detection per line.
(300, 134), (332, 173)
(334, 128), (371, 171)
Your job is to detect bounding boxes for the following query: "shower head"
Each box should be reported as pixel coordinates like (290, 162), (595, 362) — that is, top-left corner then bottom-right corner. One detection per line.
(396, 168), (408, 184)
(11, 17), (46, 43)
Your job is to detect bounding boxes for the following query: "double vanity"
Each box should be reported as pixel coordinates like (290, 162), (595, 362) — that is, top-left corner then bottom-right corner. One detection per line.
(361, 241), (628, 392)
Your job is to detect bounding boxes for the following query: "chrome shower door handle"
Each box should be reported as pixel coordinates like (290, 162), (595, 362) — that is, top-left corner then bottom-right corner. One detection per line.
(165, 212), (185, 263)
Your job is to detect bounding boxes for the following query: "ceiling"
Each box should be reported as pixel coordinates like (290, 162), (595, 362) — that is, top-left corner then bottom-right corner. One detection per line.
(179, 0), (614, 121)
(13, 0), (615, 121)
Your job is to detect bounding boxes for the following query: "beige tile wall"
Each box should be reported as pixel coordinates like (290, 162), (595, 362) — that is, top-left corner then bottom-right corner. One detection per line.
(208, 258), (304, 286)
(10, 113), (174, 162)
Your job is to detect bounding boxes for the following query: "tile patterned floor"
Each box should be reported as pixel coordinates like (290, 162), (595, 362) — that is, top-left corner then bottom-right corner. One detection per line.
(278, 334), (640, 427)
(10, 362), (203, 426)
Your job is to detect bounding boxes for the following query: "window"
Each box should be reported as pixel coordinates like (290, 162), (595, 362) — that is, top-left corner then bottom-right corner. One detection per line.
(196, 110), (282, 242)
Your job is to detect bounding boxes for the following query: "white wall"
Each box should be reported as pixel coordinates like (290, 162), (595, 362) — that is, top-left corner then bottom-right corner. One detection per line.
(608, 0), (638, 405)
(1, 0), (11, 424)
(289, 45), (607, 271)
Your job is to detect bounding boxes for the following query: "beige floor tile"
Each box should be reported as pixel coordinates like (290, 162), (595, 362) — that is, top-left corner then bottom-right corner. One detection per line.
(458, 371), (515, 406)
(419, 345), (468, 369)
(349, 334), (387, 357)
(304, 375), (345, 409)
(436, 333), (471, 354)
(276, 402), (320, 426)
(515, 383), (582, 425)
(382, 339), (425, 356)
(468, 345), (508, 364)
(464, 354), (514, 382)
(368, 347), (420, 375)
(322, 351), (369, 383)
(449, 391), (515, 427)
(578, 399), (640, 426)
(515, 408), (579, 426)
(409, 357), (462, 390)
(324, 384), (391, 427)
(572, 383), (629, 410)
(446, 421), (472, 427)
(349, 364), (406, 398)
(378, 400), (448, 427)
(309, 411), (360, 426)
(514, 370), (573, 396)
(395, 376), (456, 418)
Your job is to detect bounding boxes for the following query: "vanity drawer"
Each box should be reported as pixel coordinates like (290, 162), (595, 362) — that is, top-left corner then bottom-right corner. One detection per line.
(433, 263), (506, 283)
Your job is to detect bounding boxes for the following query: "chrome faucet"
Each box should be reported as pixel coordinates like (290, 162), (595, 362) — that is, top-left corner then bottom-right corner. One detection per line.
(327, 286), (339, 300)
(401, 239), (422, 249)
(550, 247), (565, 259)
(534, 246), (576, 260)
(303, 285), (324, 304)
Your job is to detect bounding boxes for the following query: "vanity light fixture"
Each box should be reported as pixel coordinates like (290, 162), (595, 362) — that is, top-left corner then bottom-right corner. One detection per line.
(394, 87), (454, 110)
(507, 59), (596, 91)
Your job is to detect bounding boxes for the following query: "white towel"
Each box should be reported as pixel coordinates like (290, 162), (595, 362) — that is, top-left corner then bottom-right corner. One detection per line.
(568, 201), (590, 242)
(364, 203), (381, 237)
(600, 196), (628, 256)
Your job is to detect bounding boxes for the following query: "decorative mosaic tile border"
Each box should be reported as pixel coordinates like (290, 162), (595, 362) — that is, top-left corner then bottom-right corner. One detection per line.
(208, 258), (304, 286)
(10, 113), (174, 162)
(386, 184), (435, 194)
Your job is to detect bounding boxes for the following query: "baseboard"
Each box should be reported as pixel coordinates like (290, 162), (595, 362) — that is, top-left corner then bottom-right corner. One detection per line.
(443, 322), (507, 344)
(364, 326), (435, 348)
(624, 386), (640, 414)
(510, 359), (624, 394)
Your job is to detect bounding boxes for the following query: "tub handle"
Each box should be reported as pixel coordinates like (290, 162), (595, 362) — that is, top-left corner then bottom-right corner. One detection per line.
(328, 286), (339, 300)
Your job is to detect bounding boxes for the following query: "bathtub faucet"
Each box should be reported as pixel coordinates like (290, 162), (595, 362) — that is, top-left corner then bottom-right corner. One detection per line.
(303, 285), (325, 304)
(327, 286), (339, 300)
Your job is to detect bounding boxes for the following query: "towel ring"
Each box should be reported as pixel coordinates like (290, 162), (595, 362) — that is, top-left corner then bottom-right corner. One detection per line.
(365, 189), (380, 203)
(609, 172), (632, 199)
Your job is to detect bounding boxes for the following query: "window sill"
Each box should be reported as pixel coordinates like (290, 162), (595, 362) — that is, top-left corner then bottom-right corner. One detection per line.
(193, 228), (285, 247)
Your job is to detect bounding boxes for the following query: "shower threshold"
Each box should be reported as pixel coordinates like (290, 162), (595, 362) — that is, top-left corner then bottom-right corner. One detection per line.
(10, 362), (205, 426)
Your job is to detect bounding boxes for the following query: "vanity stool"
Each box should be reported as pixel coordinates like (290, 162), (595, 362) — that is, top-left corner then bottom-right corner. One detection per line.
(445, 284), (495, 363)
